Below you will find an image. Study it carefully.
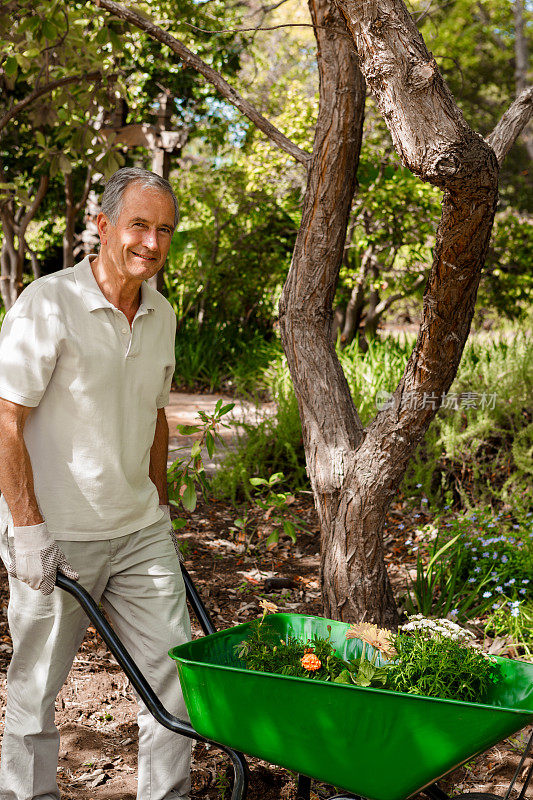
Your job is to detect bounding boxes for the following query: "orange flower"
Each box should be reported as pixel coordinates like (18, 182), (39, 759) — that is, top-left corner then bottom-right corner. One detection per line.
(301, 653), (322, 671)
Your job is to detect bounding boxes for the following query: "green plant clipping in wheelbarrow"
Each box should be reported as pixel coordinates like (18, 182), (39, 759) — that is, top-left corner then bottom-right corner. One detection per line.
(233, 602), (501, 704)
(169, 611), (533, 800)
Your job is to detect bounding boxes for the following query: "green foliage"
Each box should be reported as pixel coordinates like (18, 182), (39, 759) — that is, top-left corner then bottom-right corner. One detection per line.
(404, 332), (533, 507)
(167, 398), (235, 525)
(404, 507), (533, 627)
(484, 600), (533, 658)
(234, 615), (390, 687)
(214, 335), (413, 498)
(235, 611), (499, 703)
(412, 0), (532, 209)
(248, 472), (307, 548)
(172, 321), (282, 394)
(477, 211), (533, 322)
(167, 163), (298, 333)
(389, 625), (499, 703)
(212, 369), (307, 501)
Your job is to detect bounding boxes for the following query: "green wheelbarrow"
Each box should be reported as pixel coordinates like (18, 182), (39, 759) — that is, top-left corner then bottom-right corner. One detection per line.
(57, 572), (533, 800)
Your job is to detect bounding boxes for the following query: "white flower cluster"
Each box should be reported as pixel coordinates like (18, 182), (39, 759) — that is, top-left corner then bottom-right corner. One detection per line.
(400, 614), (476, 646)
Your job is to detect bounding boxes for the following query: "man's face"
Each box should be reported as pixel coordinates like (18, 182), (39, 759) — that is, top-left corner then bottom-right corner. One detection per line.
(97, 183), (176, 282)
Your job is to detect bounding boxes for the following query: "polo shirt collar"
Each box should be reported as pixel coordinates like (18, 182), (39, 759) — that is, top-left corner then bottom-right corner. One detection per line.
(73, 255), (156, 314)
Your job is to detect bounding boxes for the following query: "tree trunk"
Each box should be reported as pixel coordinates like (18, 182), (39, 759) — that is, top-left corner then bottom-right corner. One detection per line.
(64, 174), (76, 270)
(279, 0), (400, 625)
(63, 169), (92, 270)
(340, 244), (374, 345)
(513, 0), (533, 160)
(0, 208), (21, 311)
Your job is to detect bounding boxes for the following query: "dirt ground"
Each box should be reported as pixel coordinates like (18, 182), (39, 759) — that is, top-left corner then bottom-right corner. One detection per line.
(0, 494), (531, 800)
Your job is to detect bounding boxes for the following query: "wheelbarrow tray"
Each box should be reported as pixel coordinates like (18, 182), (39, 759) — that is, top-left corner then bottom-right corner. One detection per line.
(169, 613), (533, 800)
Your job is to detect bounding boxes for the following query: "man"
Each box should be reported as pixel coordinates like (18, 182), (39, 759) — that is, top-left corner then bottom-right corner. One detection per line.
(0, 168), (192, 800)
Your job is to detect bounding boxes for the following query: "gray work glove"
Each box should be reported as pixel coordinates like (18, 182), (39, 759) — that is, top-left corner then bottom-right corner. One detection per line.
(8, 522), (79, 595)
(160, 504), (184, 563)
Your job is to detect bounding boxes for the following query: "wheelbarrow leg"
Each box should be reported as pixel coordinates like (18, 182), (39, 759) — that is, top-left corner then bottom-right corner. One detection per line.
(422, 783), (450, 800)
(296, 774), (312, 799)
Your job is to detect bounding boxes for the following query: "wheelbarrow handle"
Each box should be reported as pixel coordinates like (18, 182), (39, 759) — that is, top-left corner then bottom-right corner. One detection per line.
(55, 572), (249, 800)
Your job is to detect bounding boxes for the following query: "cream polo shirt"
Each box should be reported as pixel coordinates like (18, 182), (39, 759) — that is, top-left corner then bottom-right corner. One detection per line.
(0, 255), (176, 540)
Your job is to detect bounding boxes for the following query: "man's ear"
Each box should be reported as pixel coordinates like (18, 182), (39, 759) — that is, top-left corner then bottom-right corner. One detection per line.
(96, 212), (111, 245)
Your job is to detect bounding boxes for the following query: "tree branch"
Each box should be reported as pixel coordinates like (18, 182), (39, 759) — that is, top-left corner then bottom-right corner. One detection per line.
(92, 0), (311, 166)
(0, 72), (102, 135)
(75, 166), (94, 215)
(19, 175), (49, 238)
(486, 86), (533, 166)
(373, 273), (425, 317)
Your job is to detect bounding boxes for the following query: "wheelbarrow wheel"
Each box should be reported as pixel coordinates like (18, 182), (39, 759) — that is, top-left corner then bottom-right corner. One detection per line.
(452, 793), (502, 800)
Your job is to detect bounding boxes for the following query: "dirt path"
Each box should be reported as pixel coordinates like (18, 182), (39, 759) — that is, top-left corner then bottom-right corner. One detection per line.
(166, 391), (275, 472)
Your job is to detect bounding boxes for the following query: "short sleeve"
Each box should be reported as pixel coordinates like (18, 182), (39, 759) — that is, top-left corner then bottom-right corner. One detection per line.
(156, 310), (176, 409)
(0, 288), (62, 407)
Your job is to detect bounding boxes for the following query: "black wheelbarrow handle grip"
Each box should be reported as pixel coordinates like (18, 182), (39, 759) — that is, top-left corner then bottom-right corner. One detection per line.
(55, 572), (249, 800)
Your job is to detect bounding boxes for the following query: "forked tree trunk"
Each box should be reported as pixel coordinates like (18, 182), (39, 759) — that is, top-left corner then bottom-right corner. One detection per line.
(278, 0), (401, 624)
(281, 0), (499, 626)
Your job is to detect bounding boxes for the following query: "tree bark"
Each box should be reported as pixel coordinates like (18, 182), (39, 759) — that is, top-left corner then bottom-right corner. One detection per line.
(278, 0), (398, 625)
(0, 175), (49, 309)
(486, 87), (533, 165)
(303, 0), (499, 624)
(63, 169), (92, 269)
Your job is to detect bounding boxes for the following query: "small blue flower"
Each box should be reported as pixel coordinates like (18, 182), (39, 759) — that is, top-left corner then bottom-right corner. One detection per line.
(522, 579), (530, 585)
(449, 609), (458, 617)
(482, 552), (490, 558)
(492, 603), (500, 610)
(519, 589), (526, 595)
(414, 514), (420, 518)
(513, 524), (519, 529)
(398, 524), (405, 530)
(483, 591), (492, 598)
(444, 505), (451, 510)
(468, 578), (476, 583)
(507, 578), (516, 585)
(495, 586), (503, 593)
(487, 523), (495, 528)
(421, 498), (428, 504)
(474, 566), (481, 573)
(416, 483), (422, 488)
(511, 607), (520, 617)
(501, 555), (508, 563)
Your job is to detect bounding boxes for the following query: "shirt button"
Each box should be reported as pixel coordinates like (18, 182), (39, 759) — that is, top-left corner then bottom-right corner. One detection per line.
(121, 328), (128, 334)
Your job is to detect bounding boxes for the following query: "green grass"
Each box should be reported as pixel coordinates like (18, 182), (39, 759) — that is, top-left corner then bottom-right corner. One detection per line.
(214, 328), (533, 510)
(173, 322), (282, 395)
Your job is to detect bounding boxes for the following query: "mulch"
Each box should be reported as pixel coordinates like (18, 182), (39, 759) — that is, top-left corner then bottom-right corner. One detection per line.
(0, 494), (531, 799)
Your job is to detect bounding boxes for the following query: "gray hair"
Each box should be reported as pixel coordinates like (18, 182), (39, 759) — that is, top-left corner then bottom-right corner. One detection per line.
(101, 167), (179, 228)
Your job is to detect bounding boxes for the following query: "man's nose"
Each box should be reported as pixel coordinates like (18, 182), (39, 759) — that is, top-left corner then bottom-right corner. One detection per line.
(142, 228), (159, 250)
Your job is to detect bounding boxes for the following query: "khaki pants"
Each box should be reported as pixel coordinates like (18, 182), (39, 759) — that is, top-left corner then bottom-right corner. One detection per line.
(0, 511), (192, 800)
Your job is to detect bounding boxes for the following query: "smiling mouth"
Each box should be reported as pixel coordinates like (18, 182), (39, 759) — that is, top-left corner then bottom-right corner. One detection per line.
(131, 251), (158, 261)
